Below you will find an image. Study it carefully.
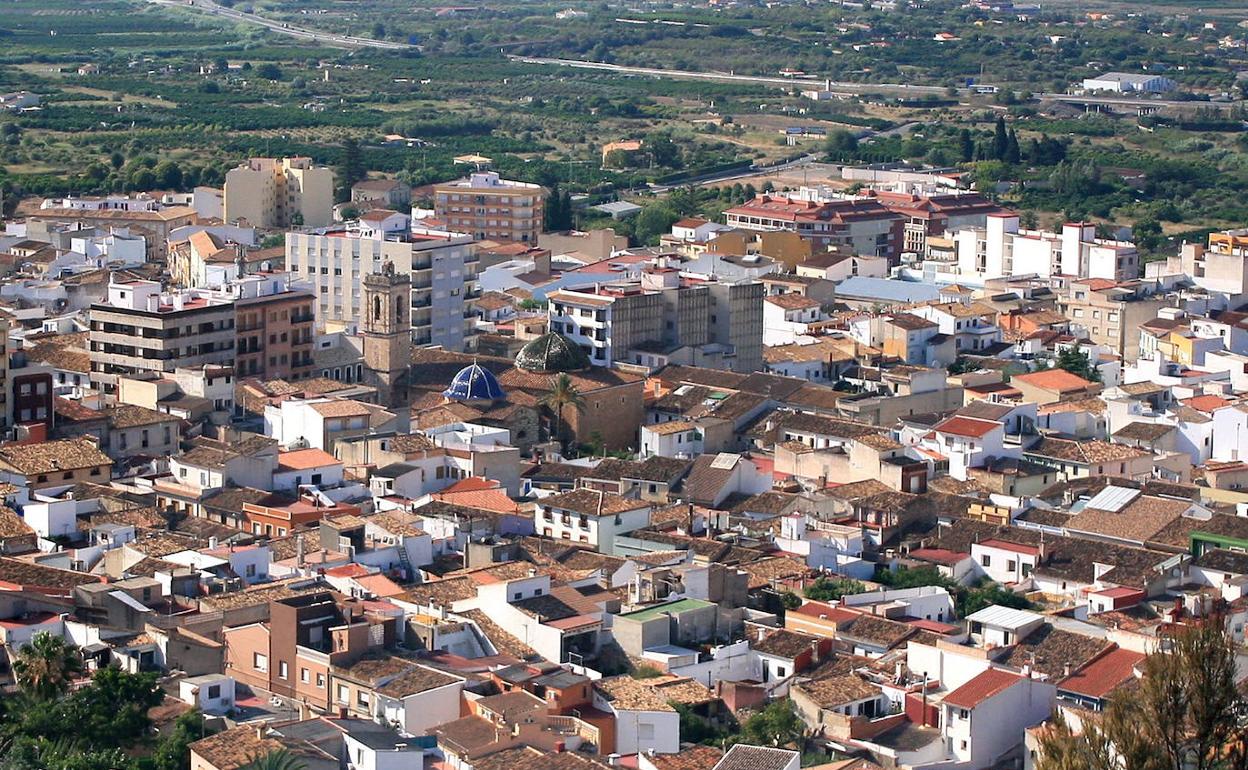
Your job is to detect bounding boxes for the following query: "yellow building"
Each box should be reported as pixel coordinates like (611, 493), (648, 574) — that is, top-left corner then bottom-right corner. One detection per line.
(224, 157), (333, 229)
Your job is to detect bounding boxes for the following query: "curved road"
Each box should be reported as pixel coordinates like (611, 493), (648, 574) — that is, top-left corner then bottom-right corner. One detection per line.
(147, 0), (414, 50)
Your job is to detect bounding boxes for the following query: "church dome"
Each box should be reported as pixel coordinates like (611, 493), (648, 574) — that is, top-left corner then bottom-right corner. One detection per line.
(514, 332), (592, 374)
(443, 362), (506, 402)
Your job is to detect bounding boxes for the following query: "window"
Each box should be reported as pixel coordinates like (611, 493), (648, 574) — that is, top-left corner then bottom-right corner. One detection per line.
(246, 564), (257, 577)
(980, 554), (991, 567)
(301, 668), (310, 684)
(207, 684), (221, 699)
(776, 666), (787, 678)
(357, 691), (370, 708)
(1006, 560), (1016, 572)
(253, 653), (267, 672)
(278, 661), (288, 680)
(317, 673), (325, 688)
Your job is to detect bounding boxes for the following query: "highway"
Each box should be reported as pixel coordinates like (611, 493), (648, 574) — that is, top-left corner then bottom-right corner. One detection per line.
(511, 56), (948, 96)
(147, 0), (414, 50)
(647, 152), (820, 193)
(512, 56), (1245, 112)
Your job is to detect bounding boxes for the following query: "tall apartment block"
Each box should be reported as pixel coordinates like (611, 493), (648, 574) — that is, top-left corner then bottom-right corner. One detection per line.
(224, 157), (334, 229)
(230, 273), (316, 381)
(89, 280), (236, 395)
(285, 220), (479, 350)
(547, 267), (763, 373)
(433, 172), (545, 244)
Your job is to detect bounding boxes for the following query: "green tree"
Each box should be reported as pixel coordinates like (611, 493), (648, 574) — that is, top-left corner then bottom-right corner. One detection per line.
(540, 373), (586, 453)
(241, 750), (308, 770)
(741, 700), (804, 749)
(109, 152), (125, 170)
(1055, 345), (1101, 382)
(142, 710), (205, 770)
(960, 582), (1032, 616)
(129, 168), (157, 191)
(11, 632), (82, 700)
(633, 202), (679, 246)
(804, 577), (865, 602)
(255, 63), (283, 81)
(1134, 216), (1163, 253)
(992, 116), (1009, 161)
(824, 129), (859, 161)
(1036, 619), (1247, 770)
(1004, 128), (1021, 164)
(62, 667), (163, 748)
(947, 357), (977, 375)
(958, 128), (974, 162)
(153, 161), (182, 191)
(647, 134), (680, 168)
(371, 22), (386, 39)
(335, 138), (365, 203)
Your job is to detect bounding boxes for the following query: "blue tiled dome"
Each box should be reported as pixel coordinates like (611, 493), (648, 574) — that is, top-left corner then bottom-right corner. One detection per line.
(443, 362), (505, 402)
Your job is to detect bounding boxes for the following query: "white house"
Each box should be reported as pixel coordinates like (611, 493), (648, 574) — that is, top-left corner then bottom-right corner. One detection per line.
(763, 294), (826, 346)
(594, 676), (681, 755)
(178, 674), (235, 715)
(534, 489), (651, 555)
(273, 448), (343, 491)
(923, 415), (1011, 481)
(372, 664), (464, 738)
(640, 421), (703, 459)
(941, 667), (1055, 769)
(970, 538), (1041, 585)
(965, 605), (1045, 649)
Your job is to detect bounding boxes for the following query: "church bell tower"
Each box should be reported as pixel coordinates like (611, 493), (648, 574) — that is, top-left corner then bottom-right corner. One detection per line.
(361, 262), (411, 408)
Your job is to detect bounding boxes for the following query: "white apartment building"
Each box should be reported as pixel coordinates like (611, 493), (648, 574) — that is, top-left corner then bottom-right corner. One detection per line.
(950, 215), (1138, 284)
(41, 194), (160, 212)
(286, 224), (479, 349)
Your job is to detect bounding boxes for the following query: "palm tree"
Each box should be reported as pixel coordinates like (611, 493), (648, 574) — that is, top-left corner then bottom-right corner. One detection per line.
(11, 632), (83, 700)
(242, 749), (308, 770)
(540, 373), (586, 454)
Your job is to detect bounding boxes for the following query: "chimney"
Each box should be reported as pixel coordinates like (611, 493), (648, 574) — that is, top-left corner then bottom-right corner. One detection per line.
(337, 706), (347, 719)
(1063, 664), (1071, 678)
(555, 742), (566, 753)
(254, 725), (266, 740)
(756, 626), (766, 642)
(208, 536), (218, 550)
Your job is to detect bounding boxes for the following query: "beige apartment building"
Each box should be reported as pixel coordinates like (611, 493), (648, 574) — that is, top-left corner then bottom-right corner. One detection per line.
(548, 269), (763, 373)
(224, 157), (334, 229)
(433, 171), (545, 244)
(1058, 278), (1170, 361)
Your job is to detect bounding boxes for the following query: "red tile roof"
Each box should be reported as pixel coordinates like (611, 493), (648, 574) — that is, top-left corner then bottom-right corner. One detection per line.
(1183, 394), (1232, 414)
(933, 416), (1001, 438)
(277, 448), (339, 471)
(1012, 368), (1096, 393)
(908, 547), (969, 565)
(978, 539), (1040, 556)
(1058, 647), (1144, 699)
(942, 668), (1023, 709)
